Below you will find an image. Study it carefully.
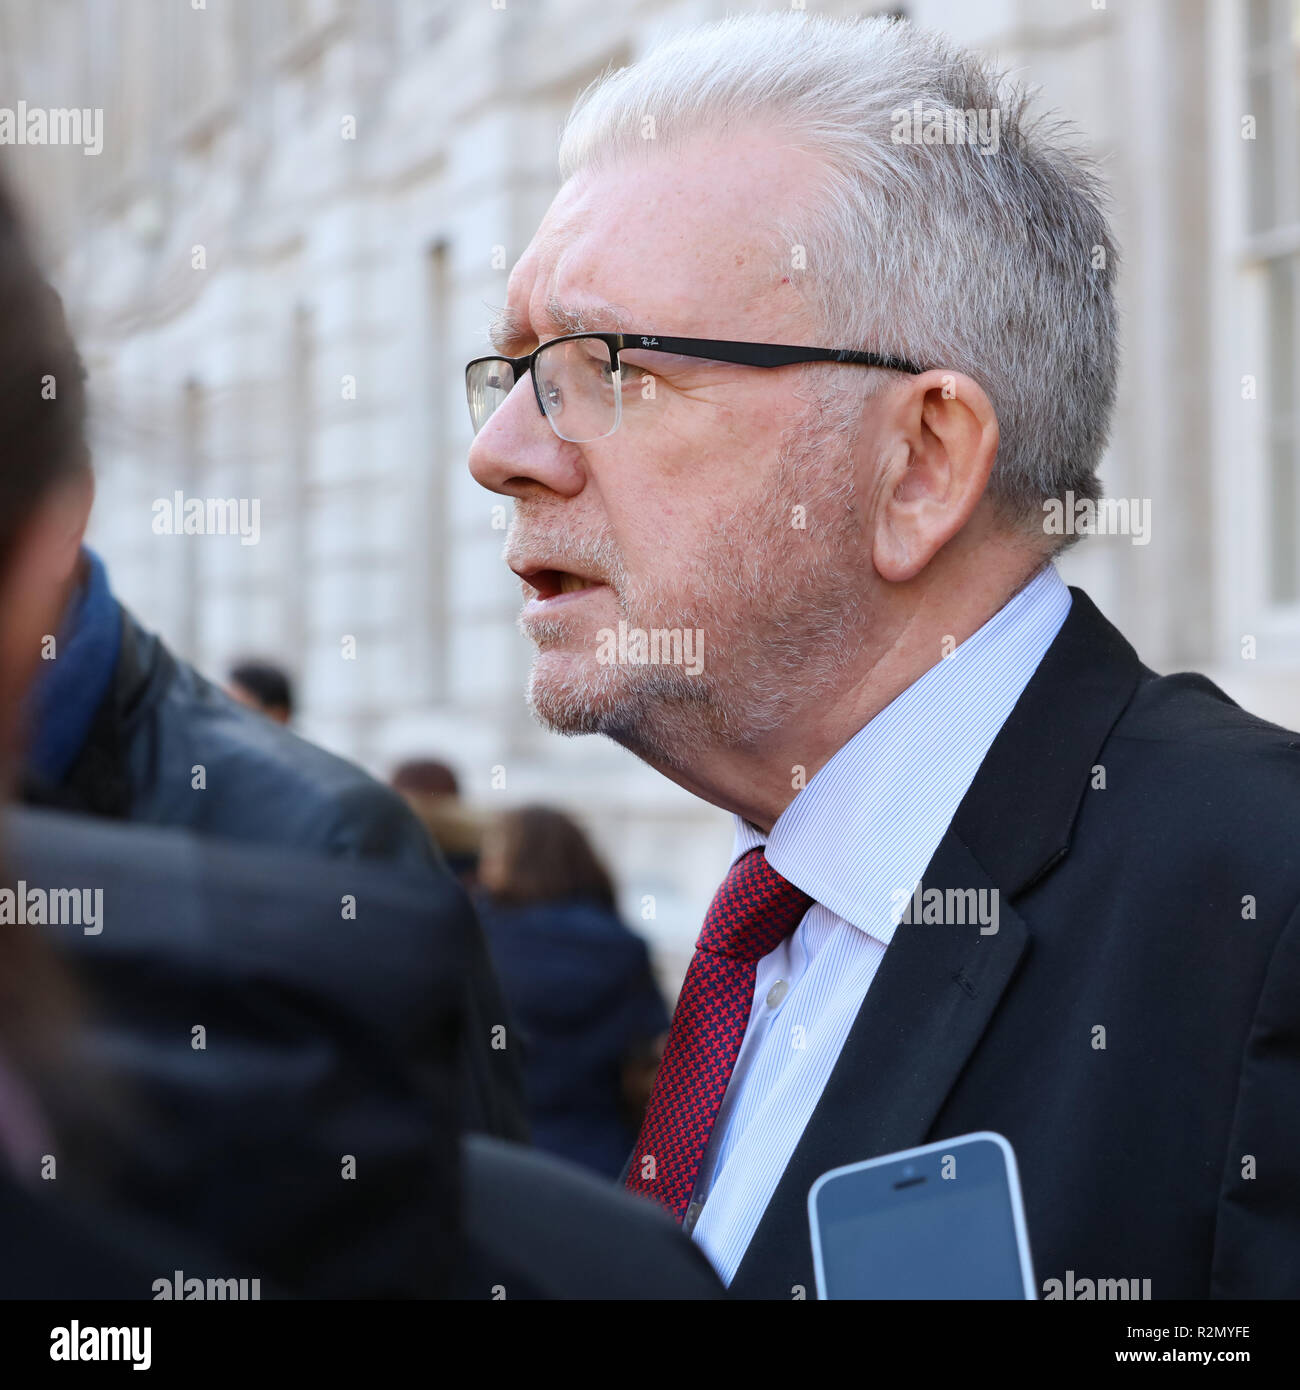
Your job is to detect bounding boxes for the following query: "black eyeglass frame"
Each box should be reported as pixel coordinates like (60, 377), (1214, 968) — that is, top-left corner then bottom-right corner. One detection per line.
(466, 331), (927, 427)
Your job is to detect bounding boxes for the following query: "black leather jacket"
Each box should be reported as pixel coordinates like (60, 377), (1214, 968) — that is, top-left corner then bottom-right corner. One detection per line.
(22, 600), (527, 1144)
(32, 601), (435, 863)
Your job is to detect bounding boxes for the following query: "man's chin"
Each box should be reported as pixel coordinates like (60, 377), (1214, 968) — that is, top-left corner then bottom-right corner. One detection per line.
(525, 649), (626, 735)
(524, 650), (719, 772)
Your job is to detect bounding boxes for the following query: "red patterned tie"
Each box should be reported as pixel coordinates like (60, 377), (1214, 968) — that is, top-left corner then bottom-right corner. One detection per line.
(625, 846), (813, 1222)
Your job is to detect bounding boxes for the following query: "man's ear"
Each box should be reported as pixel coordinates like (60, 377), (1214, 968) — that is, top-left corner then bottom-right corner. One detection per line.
(871, 371), (999, 583)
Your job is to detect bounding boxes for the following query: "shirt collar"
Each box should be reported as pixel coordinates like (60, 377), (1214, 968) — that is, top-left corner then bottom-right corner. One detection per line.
(730, 563), (1072, 944)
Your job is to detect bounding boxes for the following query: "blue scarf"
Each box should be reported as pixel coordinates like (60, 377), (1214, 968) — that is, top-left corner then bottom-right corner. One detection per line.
(25, 547), (122, 787)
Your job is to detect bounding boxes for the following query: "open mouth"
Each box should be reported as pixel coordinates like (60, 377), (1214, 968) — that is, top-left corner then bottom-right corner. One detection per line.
(513, 567), (609, 604)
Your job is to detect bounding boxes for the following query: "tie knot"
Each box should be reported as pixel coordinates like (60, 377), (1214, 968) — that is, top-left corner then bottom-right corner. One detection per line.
(697, 847), (813, 963)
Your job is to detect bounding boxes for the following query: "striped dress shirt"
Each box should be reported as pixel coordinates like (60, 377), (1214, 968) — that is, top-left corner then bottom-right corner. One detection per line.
(688, 563), (1073, 1285)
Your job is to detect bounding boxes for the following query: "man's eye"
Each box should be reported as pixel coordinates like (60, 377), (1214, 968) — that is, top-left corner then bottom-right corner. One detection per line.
(616, 358), (655, 381)
(619, 351), (701, 376)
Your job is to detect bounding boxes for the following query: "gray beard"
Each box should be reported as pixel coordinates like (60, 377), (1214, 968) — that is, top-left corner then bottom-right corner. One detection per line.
(519, 400), (871, 773)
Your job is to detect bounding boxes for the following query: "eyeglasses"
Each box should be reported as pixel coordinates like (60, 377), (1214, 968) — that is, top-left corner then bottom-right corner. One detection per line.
(465, 332), (925, 443)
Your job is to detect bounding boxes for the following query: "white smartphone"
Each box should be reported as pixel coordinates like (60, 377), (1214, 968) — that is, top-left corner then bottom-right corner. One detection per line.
(808, 1131), (1036, 1299)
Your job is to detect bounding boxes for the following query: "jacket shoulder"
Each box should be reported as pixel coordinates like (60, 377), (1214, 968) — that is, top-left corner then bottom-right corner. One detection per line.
(1117, 668), (1300, 765)
(120, 616), (435, 867)
(1104, 668), (1300, 864)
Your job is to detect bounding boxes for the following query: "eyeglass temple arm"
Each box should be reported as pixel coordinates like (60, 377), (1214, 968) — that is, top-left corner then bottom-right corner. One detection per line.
(613, 334), (924, 376)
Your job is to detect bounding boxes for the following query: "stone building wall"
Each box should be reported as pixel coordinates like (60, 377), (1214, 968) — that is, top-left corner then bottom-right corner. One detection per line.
(1, 0), (1292, 988)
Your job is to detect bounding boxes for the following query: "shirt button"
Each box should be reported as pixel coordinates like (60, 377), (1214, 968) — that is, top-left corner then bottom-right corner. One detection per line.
(683, 1200), (704, 1234)
(766, 979), (789, 1009)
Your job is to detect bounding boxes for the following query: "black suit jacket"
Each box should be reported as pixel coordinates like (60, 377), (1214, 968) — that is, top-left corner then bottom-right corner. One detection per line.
(716, 589), (1300, 1299)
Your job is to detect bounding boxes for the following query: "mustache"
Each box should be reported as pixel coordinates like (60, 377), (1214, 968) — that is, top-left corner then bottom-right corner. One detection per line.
(503, 519), (626, 589)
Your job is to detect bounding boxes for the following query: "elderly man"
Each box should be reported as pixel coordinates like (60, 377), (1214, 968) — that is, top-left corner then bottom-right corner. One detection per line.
(467, 14), (1300, 1299)
(0, 162), (723, 1305)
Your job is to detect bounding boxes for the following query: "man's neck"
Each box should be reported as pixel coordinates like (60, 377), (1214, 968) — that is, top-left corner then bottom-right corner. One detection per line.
(629, 557), (1050, 834)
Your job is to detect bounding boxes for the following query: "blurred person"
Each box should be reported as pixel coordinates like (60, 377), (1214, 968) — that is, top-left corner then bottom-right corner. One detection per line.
(24, 805), (723, 1299)
(468, 13), (1300, 1296)
(14, 807), (465, 1299)
(0, 163), (246, 1297)
(393, 758), (460, 798)
(0, 162), (722, 1303)
(226, 658), (293, 724)
(392, 756), (484, 885)
(0, 175), (97, 1137)
(21, 535), (526, 1142)
(25, 548), (436, 871)
(18, 465), (525, 1145)
(475, 806), (669, 1178)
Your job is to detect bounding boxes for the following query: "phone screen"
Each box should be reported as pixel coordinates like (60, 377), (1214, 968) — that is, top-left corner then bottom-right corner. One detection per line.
(811, 1134), (1031, 1299)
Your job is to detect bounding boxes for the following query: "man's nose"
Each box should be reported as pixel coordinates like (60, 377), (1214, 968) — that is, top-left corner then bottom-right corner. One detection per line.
(467, 372), (585, 500)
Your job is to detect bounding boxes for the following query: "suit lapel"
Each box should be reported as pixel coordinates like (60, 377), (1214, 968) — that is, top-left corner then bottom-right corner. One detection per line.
(728, 833), (1028, 1297)
(728, 588), (1145, 1298)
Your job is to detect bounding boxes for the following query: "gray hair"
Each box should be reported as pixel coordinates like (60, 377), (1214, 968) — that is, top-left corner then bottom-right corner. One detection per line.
(557, 13), (1118, 532)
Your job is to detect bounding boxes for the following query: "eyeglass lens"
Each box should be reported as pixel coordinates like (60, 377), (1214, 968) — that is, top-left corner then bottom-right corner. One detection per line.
(467, 337), (622, 443)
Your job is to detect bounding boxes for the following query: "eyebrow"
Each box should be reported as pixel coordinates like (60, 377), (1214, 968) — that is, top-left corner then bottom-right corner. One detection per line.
(488, 296), (629, 354)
